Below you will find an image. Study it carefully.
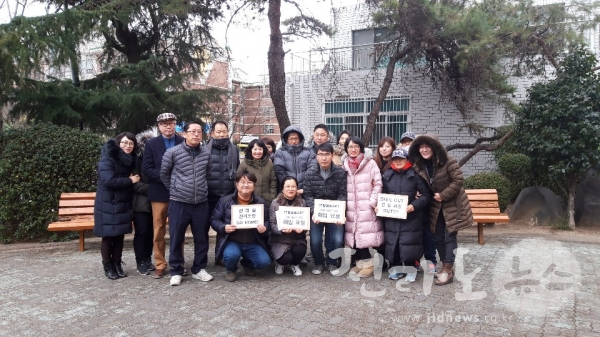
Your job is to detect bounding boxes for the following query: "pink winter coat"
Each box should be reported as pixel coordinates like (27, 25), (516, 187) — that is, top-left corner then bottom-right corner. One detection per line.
(342, 149), (384, 248)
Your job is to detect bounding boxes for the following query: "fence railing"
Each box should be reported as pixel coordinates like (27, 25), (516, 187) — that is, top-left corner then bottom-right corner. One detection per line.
(286, 43), (395, 75)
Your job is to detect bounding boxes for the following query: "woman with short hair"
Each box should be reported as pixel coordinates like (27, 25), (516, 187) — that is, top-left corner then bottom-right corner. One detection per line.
(269, 176), (307, 276)
(94, 132), (140, 280)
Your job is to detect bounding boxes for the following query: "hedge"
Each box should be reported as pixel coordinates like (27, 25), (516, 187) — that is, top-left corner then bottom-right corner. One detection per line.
(0, 124), (104, 242)
(464, 172), (512, 212)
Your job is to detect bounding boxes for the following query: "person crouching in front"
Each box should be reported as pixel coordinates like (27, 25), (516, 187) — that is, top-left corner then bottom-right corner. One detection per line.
(211, 172), (272, 282)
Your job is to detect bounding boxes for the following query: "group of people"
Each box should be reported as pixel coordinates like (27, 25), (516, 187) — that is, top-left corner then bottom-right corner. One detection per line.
(93, 112), (473, 287)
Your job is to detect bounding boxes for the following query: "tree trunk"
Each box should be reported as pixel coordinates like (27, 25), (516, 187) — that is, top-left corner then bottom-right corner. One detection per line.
(267, 0), (291, 136)
(567, 185), (576, 229)
(362, 45), (409, 146)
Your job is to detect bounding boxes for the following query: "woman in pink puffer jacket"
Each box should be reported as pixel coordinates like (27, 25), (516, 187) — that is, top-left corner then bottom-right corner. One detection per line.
(342, 136), (383, 278)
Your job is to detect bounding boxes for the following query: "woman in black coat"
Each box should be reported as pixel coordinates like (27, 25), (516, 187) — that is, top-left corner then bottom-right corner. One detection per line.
(94, 132), (140, 280)
(380, 148), (430, 282)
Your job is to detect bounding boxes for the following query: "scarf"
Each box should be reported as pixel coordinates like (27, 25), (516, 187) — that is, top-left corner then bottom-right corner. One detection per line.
(391, 161), (412, 172)
(333, 143), (345, 156)
(347, 153), (364, 172)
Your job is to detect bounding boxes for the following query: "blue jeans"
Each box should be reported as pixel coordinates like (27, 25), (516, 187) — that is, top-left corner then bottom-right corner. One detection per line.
(222, 241), (271, 272)
(310, 221), (345, 267)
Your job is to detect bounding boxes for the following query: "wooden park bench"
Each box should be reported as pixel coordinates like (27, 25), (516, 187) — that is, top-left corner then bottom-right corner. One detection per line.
(47, 192), (96, 251)
(465, 189), (510, 245)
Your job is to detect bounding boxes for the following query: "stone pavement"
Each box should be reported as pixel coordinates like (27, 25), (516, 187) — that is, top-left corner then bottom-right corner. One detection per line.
(1, 232), (599, 336)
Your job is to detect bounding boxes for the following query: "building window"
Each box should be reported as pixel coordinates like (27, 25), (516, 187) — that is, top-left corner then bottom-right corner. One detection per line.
(324, 96), (409, 147)
(351, 27), (390, 70)
(263, 125), (274, 134)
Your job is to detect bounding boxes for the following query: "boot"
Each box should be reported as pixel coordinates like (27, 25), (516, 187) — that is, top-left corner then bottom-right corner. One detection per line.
(103, 261), (118, 280)
(114, 260), (127, 278)
(435, 262), (454, 285)
(349, 260), (364, 275)
(357, 259), (374, 278)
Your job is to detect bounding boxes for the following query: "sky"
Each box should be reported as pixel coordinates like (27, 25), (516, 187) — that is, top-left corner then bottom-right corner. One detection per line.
(0, 0), (362, 83)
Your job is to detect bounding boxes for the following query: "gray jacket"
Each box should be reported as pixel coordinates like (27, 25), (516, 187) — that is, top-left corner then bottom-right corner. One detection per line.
(160, 142), (211, 204)
(273, 125), (316, 189)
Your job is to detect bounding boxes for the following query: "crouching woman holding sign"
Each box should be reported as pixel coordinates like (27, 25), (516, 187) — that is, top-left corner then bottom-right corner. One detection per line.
(268, 177), (308, 276)
(379, 148), (431, 282)
(211, 172), (271, 282)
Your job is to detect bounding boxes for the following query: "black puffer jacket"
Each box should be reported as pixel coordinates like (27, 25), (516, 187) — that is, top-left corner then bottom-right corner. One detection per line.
(210, 192), (271, 260)
(160, 142), (211, 204)
(273, 125), (316, 189)
(381, 166), (431, 264)
(303, 164), (347, 213)
(205, 138), (240, 201)
(94, 139), (135, 237)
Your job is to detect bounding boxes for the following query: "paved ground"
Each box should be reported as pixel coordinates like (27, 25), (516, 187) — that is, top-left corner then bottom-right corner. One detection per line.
(1, 229), (599, 336)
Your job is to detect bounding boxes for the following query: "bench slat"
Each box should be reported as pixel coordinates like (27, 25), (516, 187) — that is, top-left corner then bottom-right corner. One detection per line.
(473, 214), (510, 223)
(59, 199), (95, 207)
(470, 201), (499, 208)
(58, 207), (94, 216)
(48, 221), (94, 231)
(472, 207), (501, 214)
(60, 192), (96, 200)
(466, 194), (499, 201)
(465, 189), (498, 194)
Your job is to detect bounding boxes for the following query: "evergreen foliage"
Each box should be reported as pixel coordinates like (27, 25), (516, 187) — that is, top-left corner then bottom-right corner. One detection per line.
(497, 153), (532, 200)
(514, 46), (600, 228)
(0, 0), (227, 134)
(0, 124), (104, 243)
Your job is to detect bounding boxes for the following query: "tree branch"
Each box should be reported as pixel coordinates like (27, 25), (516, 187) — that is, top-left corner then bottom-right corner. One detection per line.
(451, 129), (514, 167)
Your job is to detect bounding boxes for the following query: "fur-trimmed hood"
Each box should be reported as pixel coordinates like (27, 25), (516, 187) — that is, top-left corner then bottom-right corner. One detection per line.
(102, 139), (134, 168)
(135, 127), (159, 157)
(408, 134), (448, 168)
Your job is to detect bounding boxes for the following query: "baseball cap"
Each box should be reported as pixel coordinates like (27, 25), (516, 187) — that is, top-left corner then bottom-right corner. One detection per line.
(391, 148), (409, 159)
(400, 131), (416, 141)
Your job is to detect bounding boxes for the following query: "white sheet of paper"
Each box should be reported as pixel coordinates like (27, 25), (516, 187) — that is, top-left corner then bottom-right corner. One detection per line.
(231, 204), (264, 229)
(376, 193), (408, 219)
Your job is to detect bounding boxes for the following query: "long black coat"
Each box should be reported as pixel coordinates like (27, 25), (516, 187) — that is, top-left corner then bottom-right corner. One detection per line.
(381, 166), (431, 264)
(94, 139), (135, 237)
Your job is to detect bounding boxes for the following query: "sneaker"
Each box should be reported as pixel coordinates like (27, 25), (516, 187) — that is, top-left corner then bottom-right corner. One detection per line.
(192, 269), (213, 282)
(136, 261), (150, 275)
(290, 265), (302, 276)
(312, 265), (324, 275)
(427, 263), (437, 274)
(329, 264), (341, 276)
(144, 258), (156, 272)
(170, 275), (182, 286)
(275, 263), (284, 275)
(405, 272), (417, 283)
(225, 271), (237, 282)
(388, 272), (407, 280)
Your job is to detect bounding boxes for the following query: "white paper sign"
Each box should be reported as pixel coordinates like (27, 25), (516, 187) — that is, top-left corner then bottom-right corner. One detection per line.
(276, 206), (310, 230)
(313, 199), (346, 223)
(376, 193), (408, 219)
(231, 204), (264, 229)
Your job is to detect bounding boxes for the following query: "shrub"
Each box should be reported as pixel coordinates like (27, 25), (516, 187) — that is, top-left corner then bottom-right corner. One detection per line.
(497, 153), (532, 200)
(464, 172), (512, 212)
(0, 123), (103, 242)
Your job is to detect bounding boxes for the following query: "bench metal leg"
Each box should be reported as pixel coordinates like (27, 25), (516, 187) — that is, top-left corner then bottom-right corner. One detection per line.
(79, 230), (85, 251)
(478, 223), (484, 245)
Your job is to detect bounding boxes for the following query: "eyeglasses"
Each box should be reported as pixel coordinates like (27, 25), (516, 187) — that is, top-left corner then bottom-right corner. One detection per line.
(186, 130), (202, 135)
(317, 153), (332, 157)
(120, 141), (134, 147)
(238, 181), (254, 186)
(347, 145), (360, 150)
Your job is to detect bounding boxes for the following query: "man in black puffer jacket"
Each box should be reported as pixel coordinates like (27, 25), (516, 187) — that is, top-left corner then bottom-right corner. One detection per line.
(303, 142), (347, 275)
(160, 122), (213, 286)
